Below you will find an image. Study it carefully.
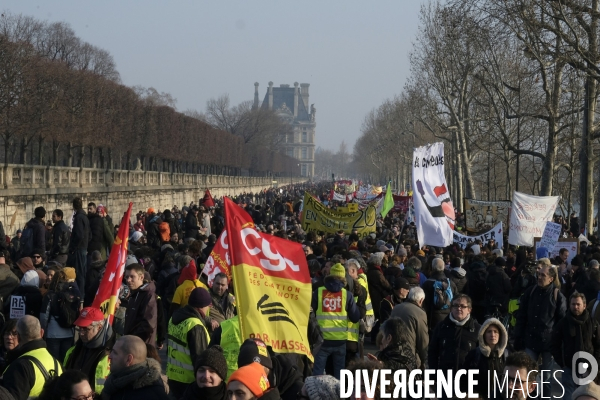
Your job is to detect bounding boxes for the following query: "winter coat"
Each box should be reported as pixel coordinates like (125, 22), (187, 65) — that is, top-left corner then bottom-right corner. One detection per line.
(390, 300), (429, 368)
(5, 285), (43, 320)
(551, 309), (600, 369)
(184, 213), (199, 239)
(145, 215), (162, 250)
(209, 291), (236, 325)
(450, 267), (468, 294)
(514, 283), (567, 353)
(366, 266), (392, 319)
(0, 264), (19, 306)
(379, 294), (403, 326)
(377, 343), (418, 373)
(383, 266), (403, 288)
(581, 278), (600, 305)
(266, 352), (304, 400)
(428, 314), (480, 371)
(421, 271), (458, 330)
(124, 282), (158, 345)
(88, 213), (106, 254)
(84, 259), (106, 307)
(170, 305), (210, 366)
(50, 220), (70, 256)
(101, 358), (169, 400)
(462, 318), (509, 399)
(70, 209), (90, 251)
(180, 381), (227, 400)
(466, 261), (488, 322)
(485, 266), (512, 314)
(25, 218), (46, 255)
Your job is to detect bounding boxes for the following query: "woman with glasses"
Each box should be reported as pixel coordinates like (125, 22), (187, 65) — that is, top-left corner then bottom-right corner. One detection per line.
(0, 319), (18, 373)
(38, 370), (96, 400)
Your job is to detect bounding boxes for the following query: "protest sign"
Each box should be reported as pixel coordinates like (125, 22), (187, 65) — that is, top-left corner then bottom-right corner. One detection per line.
(534, 238), (579, 264)
(539, 221), (562, 251)
(412, 143), (455, 247)
(463, 199), (511, 232)
(301, 192), (376, 238)
(453, 223), (503, 249)
(9, 296), (25, 319)
(508, 191), (559, 246)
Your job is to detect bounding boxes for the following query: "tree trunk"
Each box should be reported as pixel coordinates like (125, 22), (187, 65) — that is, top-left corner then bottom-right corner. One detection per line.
(67, 142), (73, 167)
(38, 136), (44, 165)
(52, 140), (60, 166)
(580, 77), (596, 234)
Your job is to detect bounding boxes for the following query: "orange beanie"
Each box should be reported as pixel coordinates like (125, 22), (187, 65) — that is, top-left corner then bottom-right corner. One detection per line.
(228, 362), (270, 398)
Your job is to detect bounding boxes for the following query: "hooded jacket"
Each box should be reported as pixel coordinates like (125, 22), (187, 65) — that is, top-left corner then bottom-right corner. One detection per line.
(101, 358), (169, 400)
(462, 318), (509, 398)
(124, 281), (158, 345)
(450, 267), (468, 294)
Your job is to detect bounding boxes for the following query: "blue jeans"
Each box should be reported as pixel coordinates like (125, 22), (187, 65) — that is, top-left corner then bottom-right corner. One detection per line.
(46, 337), (74, 363)
(68, 249), (87, 302)
(312, 342), (346, 380)
(525, 348), (555, 398)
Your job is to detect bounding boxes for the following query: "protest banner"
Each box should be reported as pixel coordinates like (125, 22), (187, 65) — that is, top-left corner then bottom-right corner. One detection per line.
(203, 230), (231, 287)
(412, 142), (455, 247)
(534, 237), (579, 264)
(508, 191), (559, 246)
(93, 202), (133, 323)
(301, 192), (376, 238)
(539, 221), (562, 251)
(463, 199), (511, 232)
(453, 223), (503, 249)
(225, 197), (313, 360)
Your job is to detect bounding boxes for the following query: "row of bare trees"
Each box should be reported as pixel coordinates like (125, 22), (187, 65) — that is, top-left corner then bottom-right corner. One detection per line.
(353, 0), (600, 231)
(0, 12), (297, 176)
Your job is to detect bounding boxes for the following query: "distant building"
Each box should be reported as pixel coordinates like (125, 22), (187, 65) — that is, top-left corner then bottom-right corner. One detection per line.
(254, 82), (315, 177)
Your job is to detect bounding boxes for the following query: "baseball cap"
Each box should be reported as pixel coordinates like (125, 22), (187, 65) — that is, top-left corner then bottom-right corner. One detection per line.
(74, 307), (105, 327)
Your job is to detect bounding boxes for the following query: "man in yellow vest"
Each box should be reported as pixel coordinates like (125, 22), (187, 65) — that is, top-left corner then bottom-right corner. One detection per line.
(2, 315), (62, 400)
(344, 259), (367, 365)
(64, 307), (114, 394)
(209, 314), (241, 379)
(311, 263), (360, 379)
(167, 287), (212, 399)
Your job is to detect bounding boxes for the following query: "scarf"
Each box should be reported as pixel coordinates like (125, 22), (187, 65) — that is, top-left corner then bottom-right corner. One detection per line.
(449, 313), (470, 326)
(185, 382), (226, 400)
(568, 310), (589, 337)
(102, 362), (148, 400)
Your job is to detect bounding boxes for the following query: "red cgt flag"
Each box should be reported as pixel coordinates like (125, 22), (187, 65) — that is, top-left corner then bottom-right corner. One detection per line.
(202, 189), (215, 208)
(92, 202), (133, 324)
(224, 197), (313, 359)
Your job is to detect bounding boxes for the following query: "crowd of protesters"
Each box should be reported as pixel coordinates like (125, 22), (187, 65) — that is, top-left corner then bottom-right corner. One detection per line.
(0, 182), (595, 400)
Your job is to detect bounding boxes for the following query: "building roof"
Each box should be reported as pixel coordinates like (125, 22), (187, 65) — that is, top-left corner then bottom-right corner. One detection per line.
(261, 86), (311, 122)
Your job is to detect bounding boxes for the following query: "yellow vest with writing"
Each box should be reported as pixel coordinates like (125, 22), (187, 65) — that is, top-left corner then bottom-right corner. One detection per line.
(167, 316), (210, 383)
(316, 287), (348, 341)
(64, 346), (109, 393)
(220, 315), (242, 379)
(7, 348), (63, 399)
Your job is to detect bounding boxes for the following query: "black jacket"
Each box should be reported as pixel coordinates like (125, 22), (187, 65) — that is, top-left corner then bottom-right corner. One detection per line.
(124, 282), (158, 345)
(101, 359), (169, 400)
(145, 215), (162, 249)
(266, 351), (304, 400)
(376, 344), (418, 373)
(87, 213), (106, 253)
(70, 209), (90, 251)
(485, 266), (512, 314)
(83, 260), (106, 307)
(5, 285), (43, 320)
(450, 269), (468, 294)
(181, 381), (226, 400)
(25, 218), (46, 255)
(184, 213), (199, 239)
(514, 283), (567, 353)
(3, 339), (59, 400)
(50, 220), (70, 256)
(428, 314), (480, 371)
(551, 310), (600, 368)
(170, 305), (210, 366)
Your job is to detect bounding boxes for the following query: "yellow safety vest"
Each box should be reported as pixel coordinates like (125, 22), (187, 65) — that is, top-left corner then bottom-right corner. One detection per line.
(220, 316), (242, 379)
(6, 348), (63, 399)
(64, 346), (110, 393)
(316, 287), (348, 341)
(167, 316), (210, 383)
(358, 274), (374, 316)
(347, 292), (360, 342)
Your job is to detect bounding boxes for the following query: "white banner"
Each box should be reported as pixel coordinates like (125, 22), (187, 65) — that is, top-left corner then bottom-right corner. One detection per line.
(412, 143), (455, 247)
(453, 222), (503, 249)
(508, 191), (559, 246)
(332, 192), (354, 202)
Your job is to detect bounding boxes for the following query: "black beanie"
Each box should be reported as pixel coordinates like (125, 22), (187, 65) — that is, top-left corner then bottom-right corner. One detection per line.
(237, 338), (273, 369)
(194, 345), (228, 380)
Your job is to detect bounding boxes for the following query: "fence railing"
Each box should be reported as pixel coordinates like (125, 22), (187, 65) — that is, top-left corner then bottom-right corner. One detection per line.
(0, 164), (284, 189)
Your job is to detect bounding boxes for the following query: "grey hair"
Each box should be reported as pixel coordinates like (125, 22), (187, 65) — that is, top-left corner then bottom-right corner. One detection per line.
(405, 257), (421, 271)
(408, 287), (425, 303)
(346, 259), (360, 271)
(17, 315), (42, 342)
(368, 253), (384, 267)
(432, 258), (445, 272)
(589, 259), (599, 268)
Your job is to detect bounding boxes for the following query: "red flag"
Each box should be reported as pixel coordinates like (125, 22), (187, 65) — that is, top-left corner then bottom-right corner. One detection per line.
(92, 202), (133, 324)
(202, 189), (215, 208)
(224, 197), (312, 359)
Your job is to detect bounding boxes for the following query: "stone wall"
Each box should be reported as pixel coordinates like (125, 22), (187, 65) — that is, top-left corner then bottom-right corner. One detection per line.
(0, 164), (302, 236)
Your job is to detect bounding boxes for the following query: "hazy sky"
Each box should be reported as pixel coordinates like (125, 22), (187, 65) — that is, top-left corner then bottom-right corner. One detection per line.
(4, 1), (425, 152)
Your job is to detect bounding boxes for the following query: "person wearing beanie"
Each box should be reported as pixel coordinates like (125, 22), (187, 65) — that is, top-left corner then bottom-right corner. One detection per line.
(169, 256), (207, 320)
(166, 286), (212, 398)
(228, 362), (280, 400)
(299, 375), (340, 400)
(237, 338), (304, 400)
(181, 346), (228, 400)
(311, 262), (360, 379)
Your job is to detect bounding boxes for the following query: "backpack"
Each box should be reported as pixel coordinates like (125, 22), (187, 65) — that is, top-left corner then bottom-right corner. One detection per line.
(432, 278), (453, 310)
(18, 227), (34, 258)
(158, 221), (170, 242)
